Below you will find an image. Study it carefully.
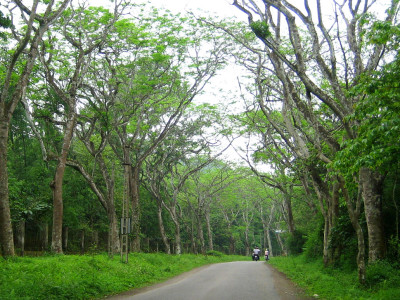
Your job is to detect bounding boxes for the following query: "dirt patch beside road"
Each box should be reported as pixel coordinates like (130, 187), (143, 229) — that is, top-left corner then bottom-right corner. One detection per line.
(268, 263), (314, 299)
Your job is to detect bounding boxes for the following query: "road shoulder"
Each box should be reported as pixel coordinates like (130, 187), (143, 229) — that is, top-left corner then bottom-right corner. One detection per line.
(267, 263), (313, 299)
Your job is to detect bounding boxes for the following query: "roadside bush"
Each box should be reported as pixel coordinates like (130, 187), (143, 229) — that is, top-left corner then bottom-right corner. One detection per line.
(304, 223), (323, 261)
(365, 260), (400, 289)
(270, 254), (400, 299)
(286, 230), (306, 255)
(329, 212), (359, 271)
(206, 250), (224, 257)
(387, 236), (400, 265)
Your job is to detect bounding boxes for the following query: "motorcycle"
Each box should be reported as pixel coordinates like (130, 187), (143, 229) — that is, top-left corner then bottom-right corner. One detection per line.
(253, 253), (260, 261)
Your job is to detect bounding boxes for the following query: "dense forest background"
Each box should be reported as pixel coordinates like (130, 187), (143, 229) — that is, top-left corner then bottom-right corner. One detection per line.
(1, 0), (399, 285)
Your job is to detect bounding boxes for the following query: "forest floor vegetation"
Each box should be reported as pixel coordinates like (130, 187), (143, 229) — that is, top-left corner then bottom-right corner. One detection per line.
(0, 252), (248, 299)
(269, 255), (400, 299)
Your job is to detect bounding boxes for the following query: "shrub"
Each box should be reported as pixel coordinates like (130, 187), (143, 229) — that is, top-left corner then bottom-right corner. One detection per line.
(206, 250), (224, 257)
(329, 212), (359, 271)
(286, 230), (306, 255)
(387, 236), (400, 265)
(304, 223), (324, 261)
(365, 260), (400, 289)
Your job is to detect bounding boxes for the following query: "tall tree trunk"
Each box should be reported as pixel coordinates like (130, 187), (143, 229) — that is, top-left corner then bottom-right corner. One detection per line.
(51, 109), (76, 253)
(229, 233), (235, 255)
(330, 179), (340, 234)
(261, 223), (272, 256)
(224, 220), (235, 255)
(107, 207), (120, 255)
(260, 205), (274, 257)
(266, 228), (273, 257)
(0, 122), (14, 256)
(276, 232), (287, 256)
(157, 203), (170, 254)
(196, 213), (205, 254)
(174, 220), (181, 255)
(393, 177), (399, 240)
(322, 218), (330, 265)
(130, 165), (141, 252)
(360, 167), (386, 261)
(205, 210), (213, 251)
(62, 226), (68, 252)
(283, 193), (295, 234)
(190, 219), (197, 254)
(309, 167), (339, 266)
(341, 179), (366, 284)
(244, 225), (250, 256)
(17, 220), (25, 256)
(108, 173), (120, 255)
(354, 221), (366, 284)
(165, 204), (182, 255)
(93, 230), (99, 248)
(80, 229), (85, 254)
(42, 223), (49, 251)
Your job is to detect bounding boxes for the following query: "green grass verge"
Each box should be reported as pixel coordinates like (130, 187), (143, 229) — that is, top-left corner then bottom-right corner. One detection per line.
(268, 255), (400, 300)
(0, 252), (248, 300)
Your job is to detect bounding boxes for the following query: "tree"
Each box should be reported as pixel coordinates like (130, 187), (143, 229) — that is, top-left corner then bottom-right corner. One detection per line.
(65, 130), (121, 255)
(186, 161), (240, 253)
(231, 0), (399, 282)
(103, 10), (232, 251)
(335, 19), (400, 261)
(37, 3), (122, 253)
(143, 103), (228, 254)
(8, 104), (52, 255)
(0, 0), (70, 257)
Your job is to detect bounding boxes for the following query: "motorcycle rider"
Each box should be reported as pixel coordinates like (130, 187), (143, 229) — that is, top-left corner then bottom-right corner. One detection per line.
(265, 248), (269, 261)
(252, 246), (261, 261)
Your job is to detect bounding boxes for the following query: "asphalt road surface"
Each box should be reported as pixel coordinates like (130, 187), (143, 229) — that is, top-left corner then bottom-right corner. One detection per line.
(105, 261), (310, 300)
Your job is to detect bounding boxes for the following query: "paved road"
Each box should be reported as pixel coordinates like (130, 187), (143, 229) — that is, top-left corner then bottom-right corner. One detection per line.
(105, 261), (309, 300)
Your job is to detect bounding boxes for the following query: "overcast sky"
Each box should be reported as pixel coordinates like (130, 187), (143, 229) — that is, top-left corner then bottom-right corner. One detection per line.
(140, 0), (243, 18)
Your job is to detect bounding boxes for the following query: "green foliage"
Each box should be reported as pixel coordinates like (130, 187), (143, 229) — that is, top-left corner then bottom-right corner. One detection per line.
(285, 230), (306, 255)
(303, 222), (324, 261)
(387, 236), (400, 264)
(250, 20), (271, 40)
(270, 255), (400, 299)
(367, 21), (400, 49)
(0, 10), (11, 41)
(206, 250), (224, 257)
(365, 260), (400, 289)
(0, 253), (247, 299)
(329, 212), (360, 271)
(334, 20), (400, 176)
(8, 103), (53, 223)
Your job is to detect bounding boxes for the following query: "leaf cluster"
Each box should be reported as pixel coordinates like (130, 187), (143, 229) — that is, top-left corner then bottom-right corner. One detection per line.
(0, 10), (11, 41)
(250, 20), (271, 40)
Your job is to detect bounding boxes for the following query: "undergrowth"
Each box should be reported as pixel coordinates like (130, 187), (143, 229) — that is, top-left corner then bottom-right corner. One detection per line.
(0, 252), (247, 300)
(269, 255), (400, 300)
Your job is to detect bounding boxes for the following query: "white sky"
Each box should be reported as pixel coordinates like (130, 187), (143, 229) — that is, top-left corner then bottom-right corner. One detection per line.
(94, 0), (246, 20)
(137, 0), (253, 165)
(139, 0), (244, 19)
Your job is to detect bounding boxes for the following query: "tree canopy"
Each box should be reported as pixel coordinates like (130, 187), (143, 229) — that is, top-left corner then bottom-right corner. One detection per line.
(1, 0), (399, 286)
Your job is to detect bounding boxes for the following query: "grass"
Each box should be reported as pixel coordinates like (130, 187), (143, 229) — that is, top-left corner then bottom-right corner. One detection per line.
(268, 255), (400, 299)
(0, 252), (248, 300)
